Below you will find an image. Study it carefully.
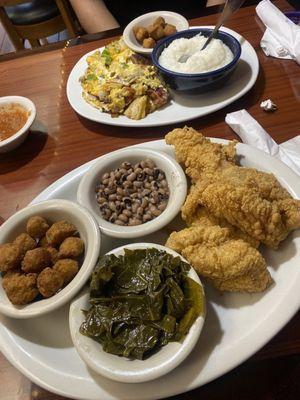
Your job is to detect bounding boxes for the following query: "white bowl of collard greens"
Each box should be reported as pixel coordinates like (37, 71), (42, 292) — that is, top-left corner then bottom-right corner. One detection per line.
(69, 243), (205, 383)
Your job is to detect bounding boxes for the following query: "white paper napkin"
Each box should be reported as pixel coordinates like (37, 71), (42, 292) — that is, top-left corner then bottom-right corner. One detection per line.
(256, 0), (300, 65)
(225, 109), (300, 176)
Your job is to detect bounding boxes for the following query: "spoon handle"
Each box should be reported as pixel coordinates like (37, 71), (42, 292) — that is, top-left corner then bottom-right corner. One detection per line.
(202, 0), (246, 50)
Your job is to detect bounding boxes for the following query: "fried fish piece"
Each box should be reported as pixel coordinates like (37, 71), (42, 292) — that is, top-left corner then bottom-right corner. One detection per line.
(184, 206), (260, 249)
(207, 266), (273, 293)
(166, 127), (300, 248)
(165, 126), (237, 182)
(181, 240), (267, 280)
(183, 179), (293, 249)
(166, 224), (271, 292)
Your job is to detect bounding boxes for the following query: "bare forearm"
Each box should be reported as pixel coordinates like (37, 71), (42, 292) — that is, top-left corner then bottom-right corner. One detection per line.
(69, 0), (119, 33)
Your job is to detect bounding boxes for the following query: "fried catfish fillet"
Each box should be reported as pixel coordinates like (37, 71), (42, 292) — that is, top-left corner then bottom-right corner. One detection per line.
(166, 225), (272, 293)
(166, 126), (300, 248)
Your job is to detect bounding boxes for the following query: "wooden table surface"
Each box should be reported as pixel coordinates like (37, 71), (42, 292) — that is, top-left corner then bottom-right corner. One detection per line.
(0, 0), (300, 399)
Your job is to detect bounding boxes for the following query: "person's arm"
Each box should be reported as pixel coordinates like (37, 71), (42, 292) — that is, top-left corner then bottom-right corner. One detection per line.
(69, 0), (119, 34)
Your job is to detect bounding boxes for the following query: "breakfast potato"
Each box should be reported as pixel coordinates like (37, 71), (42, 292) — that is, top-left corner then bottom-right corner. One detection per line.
(53, 259), (79, 285)
(26, 216), (49, 239)
(46, 220), (77, 247)
(0, 243), (22, 272)
(37, 267), (64, 298)
(14, 233), (36, 257)
(21, 247), (52, 273)
(58, 237), (84, 259)
(2, 271), (39, 305)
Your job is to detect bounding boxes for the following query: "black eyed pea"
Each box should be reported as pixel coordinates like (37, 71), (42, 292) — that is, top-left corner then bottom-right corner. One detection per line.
(118, 214), (128, 223)
(127, 172), (137, 182)
(115, 219), (125, 226)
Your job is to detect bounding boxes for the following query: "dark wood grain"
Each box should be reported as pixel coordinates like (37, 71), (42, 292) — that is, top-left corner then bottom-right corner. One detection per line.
(0, 1), (299, 399)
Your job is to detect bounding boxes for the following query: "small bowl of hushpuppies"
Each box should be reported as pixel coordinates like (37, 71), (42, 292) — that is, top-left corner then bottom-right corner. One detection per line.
(123, 11), (189, 55)
(0, 199), (100, 318)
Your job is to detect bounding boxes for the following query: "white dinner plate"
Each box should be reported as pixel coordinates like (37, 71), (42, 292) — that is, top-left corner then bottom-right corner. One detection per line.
(0, 139), (300, 400)
(66, 26), (259, 127)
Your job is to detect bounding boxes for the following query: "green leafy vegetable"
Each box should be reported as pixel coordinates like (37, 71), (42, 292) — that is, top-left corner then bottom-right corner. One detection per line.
(80, 248), (204, 360)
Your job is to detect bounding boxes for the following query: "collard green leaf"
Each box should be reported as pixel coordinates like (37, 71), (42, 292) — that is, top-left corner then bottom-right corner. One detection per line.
(80, 248), (204, 360)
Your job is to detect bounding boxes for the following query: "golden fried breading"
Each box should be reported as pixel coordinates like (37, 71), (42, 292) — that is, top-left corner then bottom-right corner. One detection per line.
(26, 216), (49, 239)
(0, 243), (22, 272)
(166, 225), (231, 253)
(165, 126), (237, 182)
(38, 236), (48, 247)
(14, 233), (37, 257)
(46, 220), (77, 247)
(186, 179), (289, 249)
(166, 127), (300, 249)
(53, 259), (79, 285)
(166, 224), (271, 292)
(181, 239), (266, 280)
(46, 247), (59, 264)
(184, 206), (260, 248)
(207, 266), (273, 293)
(276, 198), (300, 231)
(58, 237), (84, 259)
(220, 166), (291, 201)
(37, 267), (63, 298)
(2, 271), (39, 305)
(21, 247), (52, 273)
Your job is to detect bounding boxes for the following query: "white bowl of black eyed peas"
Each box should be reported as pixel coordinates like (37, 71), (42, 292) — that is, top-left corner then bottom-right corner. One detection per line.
(77, 148), (187, 238)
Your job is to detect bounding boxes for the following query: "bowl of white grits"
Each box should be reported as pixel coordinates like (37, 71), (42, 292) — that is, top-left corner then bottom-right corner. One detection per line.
(151, 28), (241, 94)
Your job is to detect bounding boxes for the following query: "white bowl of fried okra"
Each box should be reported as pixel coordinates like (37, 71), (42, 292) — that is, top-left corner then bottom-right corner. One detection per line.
(77, 148), (187, 238)
(0, 199), (100, 318)
(123, 11), (189, 55)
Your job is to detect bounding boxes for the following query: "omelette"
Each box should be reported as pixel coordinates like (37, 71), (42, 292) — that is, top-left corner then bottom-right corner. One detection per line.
(80, 38), (169, 120)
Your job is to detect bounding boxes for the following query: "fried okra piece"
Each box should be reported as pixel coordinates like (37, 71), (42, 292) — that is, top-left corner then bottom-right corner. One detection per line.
(2, 271), (39, 305)
(58, 237), (84, 259)
(143, 37), (156, 48)
(47, 247), (59, 264)
(37, 267), (63, 298)
(153, 16), (165, 28)
(147, 24), (165, 40)
(0, 243), (22, 272)
(14, 233), (37, 257)
(21, 247), (52, 273)
(38, 236), (48, 247)
(53, 259), (79, 285)
(133, 26), (148, 43)
(46, 220), (77, 247)
(164, 24), (177, 36)
(26, 216), (49, 239)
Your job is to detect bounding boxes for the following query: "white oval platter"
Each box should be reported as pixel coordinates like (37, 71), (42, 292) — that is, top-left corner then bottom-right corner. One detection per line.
(0, 139), (299, 400)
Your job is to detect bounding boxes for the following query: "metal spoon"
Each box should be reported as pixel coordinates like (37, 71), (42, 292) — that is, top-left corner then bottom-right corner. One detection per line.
(179, 0), (246, 63)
